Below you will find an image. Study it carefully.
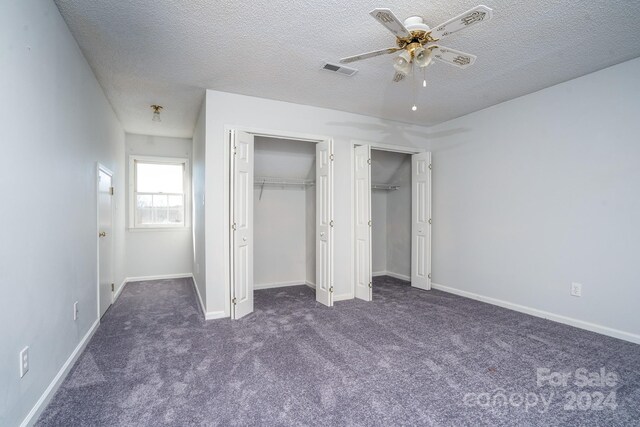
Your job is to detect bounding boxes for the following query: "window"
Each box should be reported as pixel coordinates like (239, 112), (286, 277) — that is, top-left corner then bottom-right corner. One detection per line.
(129, 156), (189, 228)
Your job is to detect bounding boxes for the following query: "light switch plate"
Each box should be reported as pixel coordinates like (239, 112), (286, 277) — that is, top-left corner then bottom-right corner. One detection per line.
(570, 282), (582, 297)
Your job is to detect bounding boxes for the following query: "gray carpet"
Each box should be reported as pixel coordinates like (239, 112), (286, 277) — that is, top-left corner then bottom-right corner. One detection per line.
(37, 276), (640, 426)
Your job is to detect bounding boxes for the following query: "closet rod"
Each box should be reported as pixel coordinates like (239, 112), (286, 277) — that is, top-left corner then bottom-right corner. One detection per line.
(371, 183), (400, 191)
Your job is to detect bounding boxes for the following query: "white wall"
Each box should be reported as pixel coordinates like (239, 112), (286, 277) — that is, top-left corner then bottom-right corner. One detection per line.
(386, 157), (411, 278)
(205, 90), (431, 315)
(192, 100), (207, 309)
(124, 133), (193, 279)
(428, 58), (640, 341)
(253, 138), (316, 288)
(254, 188), (307, 286)
(371, 190), (388, 273)
(0, 1), (125, 424)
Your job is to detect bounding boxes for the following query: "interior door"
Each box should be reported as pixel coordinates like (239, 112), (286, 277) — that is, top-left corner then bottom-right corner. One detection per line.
(315, 140), (334, 307)
(98, 167), (113, 318)
(411, 152), (432, 290)
(231, 131), (254, 319)
(354, 144), (372, 301)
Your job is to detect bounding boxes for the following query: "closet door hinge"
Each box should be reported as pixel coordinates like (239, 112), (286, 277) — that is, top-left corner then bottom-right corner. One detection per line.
(428, 274), (431, 279)
(329, 220), (334, 228)
(329, 154), (335, 161)
(367, 158), (371, 165)
(368, 282), (372, 289)
(429, 163), (432, 170)
(109, 186), (114, 196)
(232, 297), (237, 305)
(368, 220), (372, 227)
(111, 283), (114, 292)
(233, 145), (237, 155)
(231, 223), (237, 231)
(329, 286), (334, 293)
(428, 218), (432, 225)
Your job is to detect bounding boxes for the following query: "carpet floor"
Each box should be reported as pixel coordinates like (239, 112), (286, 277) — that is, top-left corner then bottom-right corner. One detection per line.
(37, 277), (640, 426)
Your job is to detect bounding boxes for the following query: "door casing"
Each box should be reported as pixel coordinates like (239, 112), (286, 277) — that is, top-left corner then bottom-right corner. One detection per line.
(350, 141), (431, 299)
(224, 126), (334, 319)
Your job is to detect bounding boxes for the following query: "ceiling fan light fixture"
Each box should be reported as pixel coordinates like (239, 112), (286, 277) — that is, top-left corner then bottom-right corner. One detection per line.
(393, 50), (412, 75)
(414, 47), (433, 68)
(151, 104), (163, 122)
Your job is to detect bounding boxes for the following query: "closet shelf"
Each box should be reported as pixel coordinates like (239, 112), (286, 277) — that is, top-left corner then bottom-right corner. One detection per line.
(254, 176), (315, 187)
(372, 183), (400, 191)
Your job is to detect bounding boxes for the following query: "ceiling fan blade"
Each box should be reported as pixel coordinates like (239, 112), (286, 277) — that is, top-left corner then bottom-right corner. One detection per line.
(392, 72), (406, 82)
(369, 8), (411, 38)
(429, 5), (493, 40)
(431, 46), (477, 69)
(339, 47), (402, 64)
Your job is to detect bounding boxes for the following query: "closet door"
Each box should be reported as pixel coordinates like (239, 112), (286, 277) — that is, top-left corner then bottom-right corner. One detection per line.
(231, 131), (254, 319)
(354, 144), (372, 301)
(316, 140), (334, 307)
(411, 151), (431, 290)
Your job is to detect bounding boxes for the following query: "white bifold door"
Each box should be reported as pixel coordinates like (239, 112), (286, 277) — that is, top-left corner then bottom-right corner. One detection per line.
(354, 145), (372, 301)
(315, 140), (334, 307)
(354, 146), (431, 300)
(411, 152), (432, 290)
(231, 132), (334, 319)
(231, 131), (254, 319)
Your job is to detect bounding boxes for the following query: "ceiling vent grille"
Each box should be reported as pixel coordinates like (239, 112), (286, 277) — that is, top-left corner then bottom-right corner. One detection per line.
(321, 62), (358, 76)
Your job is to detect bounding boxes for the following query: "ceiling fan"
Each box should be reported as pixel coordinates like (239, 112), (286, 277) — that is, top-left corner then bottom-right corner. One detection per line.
(340, 5), (493, 90)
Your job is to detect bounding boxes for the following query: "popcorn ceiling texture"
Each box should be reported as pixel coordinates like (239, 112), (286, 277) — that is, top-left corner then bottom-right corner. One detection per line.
(54, 0), (640, 137)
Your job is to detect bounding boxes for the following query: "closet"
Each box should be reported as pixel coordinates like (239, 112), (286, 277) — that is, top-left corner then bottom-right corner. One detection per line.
(253, 136), (316, 291)
(370, 150), (412, 282)
(229, 130), (334, 319)
(353, 144), (431, 302)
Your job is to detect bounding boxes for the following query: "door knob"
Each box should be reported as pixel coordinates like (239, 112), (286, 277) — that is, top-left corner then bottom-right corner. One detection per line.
(243, 237), (247, 242)
(320, 232), (325, 237)
(98, 231), (106, 237)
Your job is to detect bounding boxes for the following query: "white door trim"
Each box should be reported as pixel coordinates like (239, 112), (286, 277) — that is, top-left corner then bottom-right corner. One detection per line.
(350, 141), (430, 300)
(223, 125), (333, 318)
(96, 163), (113, 319)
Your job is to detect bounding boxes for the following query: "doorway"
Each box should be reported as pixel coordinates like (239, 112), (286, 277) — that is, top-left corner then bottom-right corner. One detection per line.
(228, 129), (334, 319)
(353, 143), (431, 301)
(97, 164), (114, 317)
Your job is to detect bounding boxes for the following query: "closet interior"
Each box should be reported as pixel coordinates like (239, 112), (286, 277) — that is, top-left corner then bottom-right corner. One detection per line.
(253, 136), (316, 293)
(370, 149), (412, 283)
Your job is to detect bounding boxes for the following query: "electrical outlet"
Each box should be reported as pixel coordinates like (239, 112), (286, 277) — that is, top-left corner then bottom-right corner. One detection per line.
(571, 282), (582, 297)
(74, 301), (79, 320)
(20, 347), (29, 378)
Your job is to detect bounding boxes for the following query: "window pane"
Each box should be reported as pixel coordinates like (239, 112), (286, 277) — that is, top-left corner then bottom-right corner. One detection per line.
(136, 162), (183, 193)
(137, 194), (152, 208)
(168, 195), (183, 207)
(153, 194), (168, 208)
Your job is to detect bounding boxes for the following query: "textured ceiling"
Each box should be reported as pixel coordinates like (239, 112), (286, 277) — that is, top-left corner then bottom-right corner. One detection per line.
(55, 0), (640, 138)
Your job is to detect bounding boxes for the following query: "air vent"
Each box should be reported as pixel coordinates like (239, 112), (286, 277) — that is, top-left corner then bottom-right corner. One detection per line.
(321, 62), (358, 77)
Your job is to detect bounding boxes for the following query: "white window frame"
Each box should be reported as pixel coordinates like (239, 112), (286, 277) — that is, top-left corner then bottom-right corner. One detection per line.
(128, 155), (191, 229)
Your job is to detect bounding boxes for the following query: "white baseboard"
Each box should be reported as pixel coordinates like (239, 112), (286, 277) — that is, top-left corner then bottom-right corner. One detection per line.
(113, 278), (127, 303)
(431, 283), (640, 345)
(254, 280), (307, 290)
(20, 320), (99, 427)
(126, 273), (193, 282)
(385, 271), (410, 282)
(372, 271), (411, 282)
(190, 275), (228, 320)
(334, 293), (353, 302)
(305, 281), (316, 289)
(204, 311), (227, 320)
